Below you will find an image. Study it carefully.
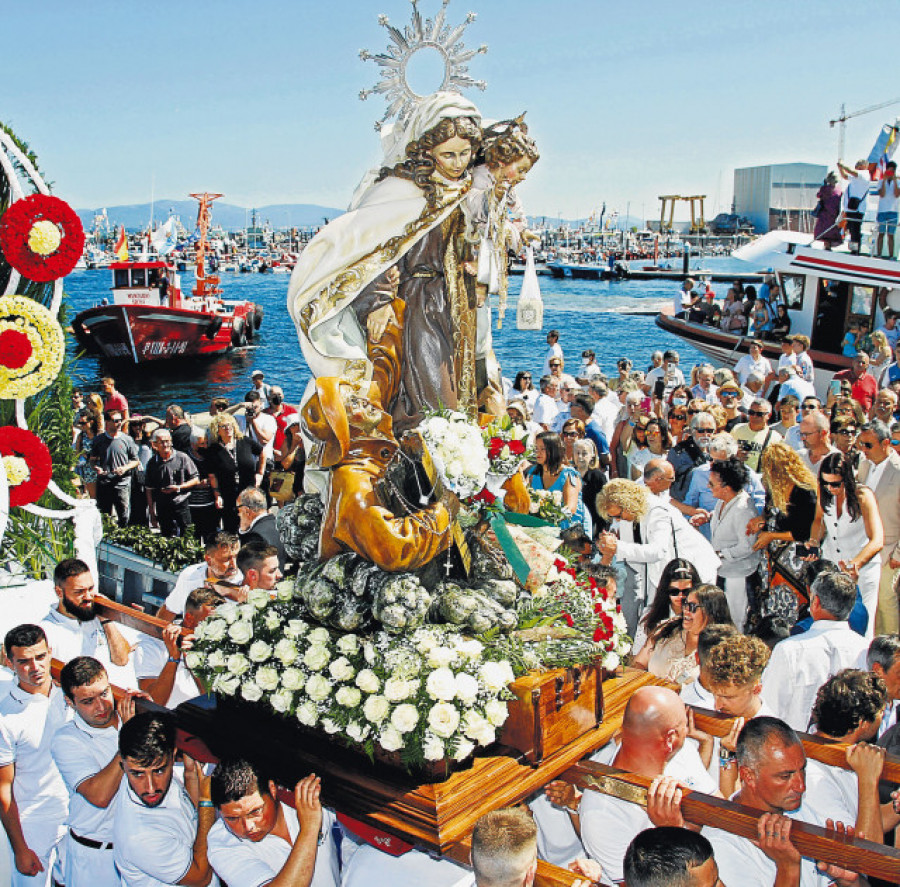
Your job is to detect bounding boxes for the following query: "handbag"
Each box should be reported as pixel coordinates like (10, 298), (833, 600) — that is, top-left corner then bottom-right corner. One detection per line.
(268, 469), (296, 504)
(516, 246), (543, 331)
(810, 200), (823, 218)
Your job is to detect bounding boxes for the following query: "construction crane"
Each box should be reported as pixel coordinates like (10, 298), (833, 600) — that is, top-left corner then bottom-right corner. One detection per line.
(830, 98), (900, 161)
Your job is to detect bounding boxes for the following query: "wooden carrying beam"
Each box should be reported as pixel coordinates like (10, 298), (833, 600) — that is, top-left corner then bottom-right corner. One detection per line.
(94, 595), (176, 641)
(561, 760), (900, 882)
(690, 705), (900, 784)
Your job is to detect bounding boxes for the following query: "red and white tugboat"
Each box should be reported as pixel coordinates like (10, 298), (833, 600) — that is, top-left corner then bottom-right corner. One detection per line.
(73, 192), (263, 363)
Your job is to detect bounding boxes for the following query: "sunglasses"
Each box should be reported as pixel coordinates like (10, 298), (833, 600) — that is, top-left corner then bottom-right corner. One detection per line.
(720, 392), (738, 399)
(550, 363), (561, 368)
(683, 601), (701, 613)
(821, 478), (843, 488)
(562, 431), (578, 438)
(668, 588), (689, 597)
(801, 405), (818, 411)
(859, 441), (877, 450)
(748, 409), (768, 417)
(892, 439), (900, 446)
(835, 428), (857, 436)
(670, 413), (687, 420)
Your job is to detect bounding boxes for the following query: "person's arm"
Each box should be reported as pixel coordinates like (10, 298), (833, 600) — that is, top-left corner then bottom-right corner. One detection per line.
(849, 488), (884, 574)
(178, 754), (214, 887)
(0, 763), (42, 877)
(73, 691), (142, 807)
(138, 626), (183, 706)
(846, 743), (886, 844)
(254, 450), (266, 488)
(758, 813), (803, 887)
(249, 414), (274, 448)
(266, 776), (323, 887)
(563, 470), (580, 515)
(146, 487), (158, 529)
(100, 617), (131, 667)
(630, 634), (654, 670)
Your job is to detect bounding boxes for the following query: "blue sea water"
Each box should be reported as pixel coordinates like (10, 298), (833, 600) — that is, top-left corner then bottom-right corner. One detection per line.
(63, 257), (751, 414)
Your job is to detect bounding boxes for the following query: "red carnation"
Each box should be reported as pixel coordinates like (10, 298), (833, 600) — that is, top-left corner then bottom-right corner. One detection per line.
(0, 329), (33, 369)
(0, 426), (53, 507)
(507, 439), (526, 456)
(0, 194), (85, 283)
(473, 487), (497, 505)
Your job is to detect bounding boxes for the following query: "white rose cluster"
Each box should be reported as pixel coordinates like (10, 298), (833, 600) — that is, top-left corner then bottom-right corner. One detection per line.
(418, 410), (490, 499)
(189, 593), (516, 767)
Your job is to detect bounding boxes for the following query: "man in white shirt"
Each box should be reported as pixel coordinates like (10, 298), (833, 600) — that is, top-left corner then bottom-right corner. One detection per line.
(113, 711), (216, 887)
(550, 380), (576, 432)
(237, 391), (277, 465)
(690, 365), (718, 404)
(207, 758), (339, 887)
(662, 717), (859, 887)
(52, 657), (140, 887)
(734, 340), (773, 387)
(797, 409), (838, 478)
(41, 558), (132, 674)
(541, 330), (563, 376)
(866, 635), (900, 738)
(157, 531), (243, 622)
(0, 624), (70, 886)
(588, 380), (619, 443)
(857, 421), (900, 634)
(542, 687), (718, 885)
(644, 350), (685, 400)
(576, 350), (603, 386)
(806, 668), (891, 840)
(137, 587), (224, 708)
(761, 571), (869, 731)
(532, 376), (560, 431)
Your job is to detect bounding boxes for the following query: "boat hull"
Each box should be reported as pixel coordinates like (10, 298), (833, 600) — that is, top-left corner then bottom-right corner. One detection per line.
(654, 314), (850, 400)
(73, 303), (255, 363)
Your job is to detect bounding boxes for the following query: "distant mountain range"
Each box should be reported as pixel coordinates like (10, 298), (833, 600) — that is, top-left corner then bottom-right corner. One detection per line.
(76, 200), (345, 232)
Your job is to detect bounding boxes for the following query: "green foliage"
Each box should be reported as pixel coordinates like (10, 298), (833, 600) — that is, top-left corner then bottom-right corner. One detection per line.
(101, 518), (203, 573)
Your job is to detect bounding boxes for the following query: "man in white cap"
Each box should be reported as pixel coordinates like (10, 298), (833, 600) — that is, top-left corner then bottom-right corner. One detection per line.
(250, 370), (270, 409)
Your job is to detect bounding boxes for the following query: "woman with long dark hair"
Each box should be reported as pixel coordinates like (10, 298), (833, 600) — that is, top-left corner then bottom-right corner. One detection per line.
(632, 584), (734, 685)
(632, 558), (701, 656)
(810, 452), (883, 636)
(511, 370), (538, 410)
(528, 431), (585, 530)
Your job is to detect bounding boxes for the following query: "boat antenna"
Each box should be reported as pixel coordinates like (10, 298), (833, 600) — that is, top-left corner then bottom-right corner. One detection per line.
(189, 192), (223, 300)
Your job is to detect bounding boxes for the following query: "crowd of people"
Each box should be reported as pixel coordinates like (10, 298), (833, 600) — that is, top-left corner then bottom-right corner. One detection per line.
(72, 371), (305, 539)
(16, 316), (900, 885)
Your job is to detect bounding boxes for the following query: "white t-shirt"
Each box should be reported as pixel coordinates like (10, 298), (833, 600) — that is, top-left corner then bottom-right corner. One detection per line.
(208, 803), (339, 887)
(0, 684), (69, 823)
(532, 393), (559, 429)
(734, 354), (773, 386)
(135, 635), (204, 708)
(542, 342), (564, 376)
(530, 791), (585, 869)
(40, 606), (139, 690)
(804, 758), (858, 828)
(237, 412), (278, 462)
(680, 679), (714, 709)
(579, 740), (717, 885)
(879, 178), (900, 214)
(704, 798), (831, 887)
(51, 712), (119, 841)
(164, 563), (210, 615)
(113, 779), (205, 887)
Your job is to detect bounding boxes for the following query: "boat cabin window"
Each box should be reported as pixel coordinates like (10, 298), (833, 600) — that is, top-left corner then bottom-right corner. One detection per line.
(114, 269), (130, 289)
(780, 274), (804, 311)
(147, 269), (161, 287)
(131, 268), (147, 287)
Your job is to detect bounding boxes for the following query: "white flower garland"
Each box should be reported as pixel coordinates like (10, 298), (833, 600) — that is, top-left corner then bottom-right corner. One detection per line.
(418, 410), (490, 500)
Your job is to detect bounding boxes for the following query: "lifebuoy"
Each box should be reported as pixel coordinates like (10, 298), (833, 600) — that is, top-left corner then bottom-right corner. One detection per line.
(230, 317), (247, 347)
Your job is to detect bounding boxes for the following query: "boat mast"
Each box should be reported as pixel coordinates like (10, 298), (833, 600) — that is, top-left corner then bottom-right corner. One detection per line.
(190, 192), (223, 300)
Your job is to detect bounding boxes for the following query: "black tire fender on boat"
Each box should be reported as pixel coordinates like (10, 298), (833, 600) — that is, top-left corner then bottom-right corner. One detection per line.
(251, 304), (263, 330)
(231, 316), (247, 348)
(205, 316), (223, 340)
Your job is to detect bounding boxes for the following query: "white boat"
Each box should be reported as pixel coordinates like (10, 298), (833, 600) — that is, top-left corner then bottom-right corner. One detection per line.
(656, 231), (900, 399)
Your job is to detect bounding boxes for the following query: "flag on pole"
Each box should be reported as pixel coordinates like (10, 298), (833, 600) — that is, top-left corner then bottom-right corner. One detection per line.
(114, 226), (128, 261)
(150, 218), (177, 256)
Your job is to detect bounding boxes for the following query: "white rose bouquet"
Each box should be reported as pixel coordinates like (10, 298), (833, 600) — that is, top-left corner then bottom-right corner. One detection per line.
(190, 595), (516, 768)
(418, 409), (490, 500)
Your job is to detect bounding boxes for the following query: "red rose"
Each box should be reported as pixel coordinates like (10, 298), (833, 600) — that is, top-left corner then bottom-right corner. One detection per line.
(473, 487), (497, 505)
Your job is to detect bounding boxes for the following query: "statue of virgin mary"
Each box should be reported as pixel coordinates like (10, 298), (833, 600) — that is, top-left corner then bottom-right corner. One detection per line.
(287, 91), (483, 444)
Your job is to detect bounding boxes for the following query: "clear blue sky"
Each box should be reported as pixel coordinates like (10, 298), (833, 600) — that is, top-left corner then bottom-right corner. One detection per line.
(1, 0), (894, 223)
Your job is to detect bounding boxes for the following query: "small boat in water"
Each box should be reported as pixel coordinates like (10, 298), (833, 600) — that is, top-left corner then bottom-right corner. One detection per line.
(73, 193), (263, 364)
(656, 230), (900, 397)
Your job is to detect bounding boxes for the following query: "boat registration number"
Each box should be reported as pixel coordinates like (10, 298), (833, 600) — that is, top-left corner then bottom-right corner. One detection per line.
(142, 340), (189, 357)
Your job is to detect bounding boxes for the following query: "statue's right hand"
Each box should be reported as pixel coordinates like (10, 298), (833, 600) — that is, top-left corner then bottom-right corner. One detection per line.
(367, 304), (396, 343)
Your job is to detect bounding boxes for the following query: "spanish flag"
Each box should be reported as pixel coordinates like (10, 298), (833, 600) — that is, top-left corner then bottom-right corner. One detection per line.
(114, 226), (128, 262)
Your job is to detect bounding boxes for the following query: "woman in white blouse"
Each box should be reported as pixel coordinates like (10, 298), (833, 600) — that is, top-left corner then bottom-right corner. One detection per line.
(709, 457), (762, 632)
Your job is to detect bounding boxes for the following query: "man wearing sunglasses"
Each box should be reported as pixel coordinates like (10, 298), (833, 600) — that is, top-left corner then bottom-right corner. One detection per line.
(797, 411), (837, 477)
(731, 400), (780, 473)
(858, 420), (900, 634)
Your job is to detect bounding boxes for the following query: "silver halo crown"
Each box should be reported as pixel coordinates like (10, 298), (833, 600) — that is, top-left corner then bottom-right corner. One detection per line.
(359, 0), (488, 130)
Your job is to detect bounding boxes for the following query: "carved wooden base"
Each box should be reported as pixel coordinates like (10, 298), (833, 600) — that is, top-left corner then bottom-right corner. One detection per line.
(176, 668), (655, 852)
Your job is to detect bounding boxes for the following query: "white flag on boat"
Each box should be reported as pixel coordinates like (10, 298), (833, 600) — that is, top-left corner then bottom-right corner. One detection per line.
(151, 218), (177, 256)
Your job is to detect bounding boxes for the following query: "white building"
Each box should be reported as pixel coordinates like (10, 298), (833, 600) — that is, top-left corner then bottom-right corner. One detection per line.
(734, 163), (828, 234)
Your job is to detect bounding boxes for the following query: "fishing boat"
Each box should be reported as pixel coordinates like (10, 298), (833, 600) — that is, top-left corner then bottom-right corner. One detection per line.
(72, 193), (263, 364)
(656, 230), (900, 397)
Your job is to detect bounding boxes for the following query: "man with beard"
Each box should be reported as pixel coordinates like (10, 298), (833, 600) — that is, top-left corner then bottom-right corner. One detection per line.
(51, 657), (142, 887)
(113, 712), (216, 887)
(0, 624), (70, 886)
(668, 412), (715, 502)
(41, 559), (132, 677)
